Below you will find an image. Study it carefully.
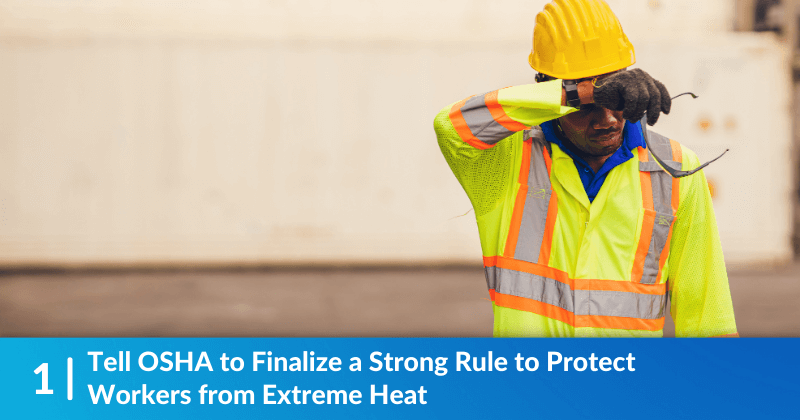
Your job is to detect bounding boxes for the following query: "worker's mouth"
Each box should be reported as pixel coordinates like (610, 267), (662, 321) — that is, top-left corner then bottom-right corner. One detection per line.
(589, 129), (622, 145)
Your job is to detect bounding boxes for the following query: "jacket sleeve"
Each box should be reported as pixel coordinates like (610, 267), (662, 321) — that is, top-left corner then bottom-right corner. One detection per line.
(668, 148), (738, 337)
(433, 80), (575, 216)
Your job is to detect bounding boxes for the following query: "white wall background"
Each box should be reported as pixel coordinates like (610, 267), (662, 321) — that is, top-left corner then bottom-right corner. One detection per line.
(0, 0), (792, 266)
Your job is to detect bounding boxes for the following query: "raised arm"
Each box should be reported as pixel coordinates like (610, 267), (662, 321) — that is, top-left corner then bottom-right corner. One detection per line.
(433, 81), (576, 216)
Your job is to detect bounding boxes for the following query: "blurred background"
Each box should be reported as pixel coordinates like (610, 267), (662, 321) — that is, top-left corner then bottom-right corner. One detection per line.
(0, 0), (798, 336)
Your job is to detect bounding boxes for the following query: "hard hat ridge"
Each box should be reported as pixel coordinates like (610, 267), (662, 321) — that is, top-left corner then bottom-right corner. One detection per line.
(529, 0), (635, 80)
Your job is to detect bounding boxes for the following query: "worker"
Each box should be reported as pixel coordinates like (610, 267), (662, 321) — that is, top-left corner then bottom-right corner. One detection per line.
(433, 0), (737, 337)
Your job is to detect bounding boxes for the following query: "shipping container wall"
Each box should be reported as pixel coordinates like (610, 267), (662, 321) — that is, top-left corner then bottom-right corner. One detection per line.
(0, 0), (791, 266)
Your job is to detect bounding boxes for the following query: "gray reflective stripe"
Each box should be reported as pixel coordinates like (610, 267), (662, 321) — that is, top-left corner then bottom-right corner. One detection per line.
(460, 93), (515, 145)
(485, 266), (497, 291)
(488, 266), (667, 320)
(639, 161), (681, 172)
(640, 131), (676, 284)
(514, 134), (553, 263)
(523, 126), (546, 143)
(490, 266), (573, 312)
(639, 131), (679, 172)
(527, 135), (552, 187)
(574, 289), (667, 319)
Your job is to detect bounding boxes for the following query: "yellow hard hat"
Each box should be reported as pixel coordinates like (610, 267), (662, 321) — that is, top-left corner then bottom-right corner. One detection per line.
(529, 0), (635, 80)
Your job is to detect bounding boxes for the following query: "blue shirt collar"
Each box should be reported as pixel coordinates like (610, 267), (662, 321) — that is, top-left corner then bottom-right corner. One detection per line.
(539, 119), (647, 202)
(540, 119), (646, 168)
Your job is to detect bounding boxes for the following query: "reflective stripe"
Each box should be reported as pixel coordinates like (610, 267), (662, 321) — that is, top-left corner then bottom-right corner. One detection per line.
(646, 133), (677, 217)
(639, 161), (680, 172)
(486, 126), (680, 332)
(484, 90), (529, 132)
(448, 98), (492, 150)
(659, 139), (683, 284)
(631, 148), (654, 283)
(637, 132), (677, 284)
(639, 131), (680, 172)
(492, 291), (666, 331)
(514, 135), (553, 263)
(669, 139), (682, 212)
(488, 265), (574, 313)
(575, 289), (666, 319)
(484, 255), (667, 295)
(526, 135), (551, 193)
(450, 90), (530, 149)
(640, 212), (669, 284)
(503, 139), (532, 257)
(462, 94), (515, 144)
(484, 266), (497, 291)
(523, 126), (547, 147)
(487, 265), (667, 320)
(644, 172), (673, 284)
(538, 144), (557, 266)
(454, 91), (523, 146)
(669, 139), (683, 164)
(647, 131), (676, 168)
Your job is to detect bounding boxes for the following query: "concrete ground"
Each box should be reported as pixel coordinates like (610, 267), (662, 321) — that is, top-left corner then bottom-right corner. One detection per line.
(0, 262), (798, 337)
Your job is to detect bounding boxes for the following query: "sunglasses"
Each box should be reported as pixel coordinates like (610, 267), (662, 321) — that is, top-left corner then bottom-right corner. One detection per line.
(641, 92), (728, 178)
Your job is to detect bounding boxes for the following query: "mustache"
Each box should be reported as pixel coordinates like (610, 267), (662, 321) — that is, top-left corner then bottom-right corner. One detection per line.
(590, 127), (622, 137)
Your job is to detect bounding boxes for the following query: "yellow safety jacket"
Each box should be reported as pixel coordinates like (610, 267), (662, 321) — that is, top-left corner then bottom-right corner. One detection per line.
(434, 80), (738, 337)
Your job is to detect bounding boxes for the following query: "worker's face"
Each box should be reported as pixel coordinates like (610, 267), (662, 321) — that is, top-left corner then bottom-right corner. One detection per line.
(557, 71), (626, 158)
(557, 104), (625, 158)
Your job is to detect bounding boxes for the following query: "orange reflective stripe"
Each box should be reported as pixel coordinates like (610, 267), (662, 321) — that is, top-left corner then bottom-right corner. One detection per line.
(669, 139), (682, 212)
(493, 291), (574, 326)
(519, 139), (533, 185)
(538, 145), (557, 265)
(485, 255), (570, 284)
(657, 140), (682, 284)
(638, 145), (649, 162)
(503, 139), (532, 258)
(637, 147), (654, 210)
(484, 90), (529, 132)
(486, 255), (667, 331)
(632, 209), (654, 283)
(573, 278), (666, 295)
(538, 190), (558, 265)
(493, 290), (665, 331)
(503, 185), (528, 258)
(655, 227), (673, 284)
(484, 255), (667, 295)
(631, 147), (654, 283)
(488, 288), (496, 301)
(669, 139), (683, 163)
(575, 314), (665, 331)
(671, 174), (680, 215)
(449, 98), (492, 150)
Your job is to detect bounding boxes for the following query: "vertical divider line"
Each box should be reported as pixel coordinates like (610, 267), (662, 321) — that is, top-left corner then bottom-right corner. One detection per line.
(67, 357), (73, 401)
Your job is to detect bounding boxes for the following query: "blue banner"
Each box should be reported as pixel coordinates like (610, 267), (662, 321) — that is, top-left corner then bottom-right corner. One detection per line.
(1, 338), (796, 419)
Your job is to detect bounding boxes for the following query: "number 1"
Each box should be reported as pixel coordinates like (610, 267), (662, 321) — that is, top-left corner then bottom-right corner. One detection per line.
(34, 363), (54, 395)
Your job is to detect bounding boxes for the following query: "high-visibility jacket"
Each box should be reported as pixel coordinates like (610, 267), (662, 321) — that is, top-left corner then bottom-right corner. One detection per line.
(434, 80), (738, 337)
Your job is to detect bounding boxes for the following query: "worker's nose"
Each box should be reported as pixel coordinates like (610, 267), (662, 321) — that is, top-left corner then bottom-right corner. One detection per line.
(592, 108), (621, 130)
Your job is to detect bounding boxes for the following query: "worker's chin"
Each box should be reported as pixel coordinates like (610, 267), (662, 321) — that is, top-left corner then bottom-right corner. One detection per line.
(588, 131), (623, 152)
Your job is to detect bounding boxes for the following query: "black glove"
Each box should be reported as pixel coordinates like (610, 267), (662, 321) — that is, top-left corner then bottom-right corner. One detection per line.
(593, 69), (671, 126)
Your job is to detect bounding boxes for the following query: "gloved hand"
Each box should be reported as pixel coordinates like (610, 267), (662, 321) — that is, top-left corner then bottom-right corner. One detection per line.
(592, 69), (671, 126)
